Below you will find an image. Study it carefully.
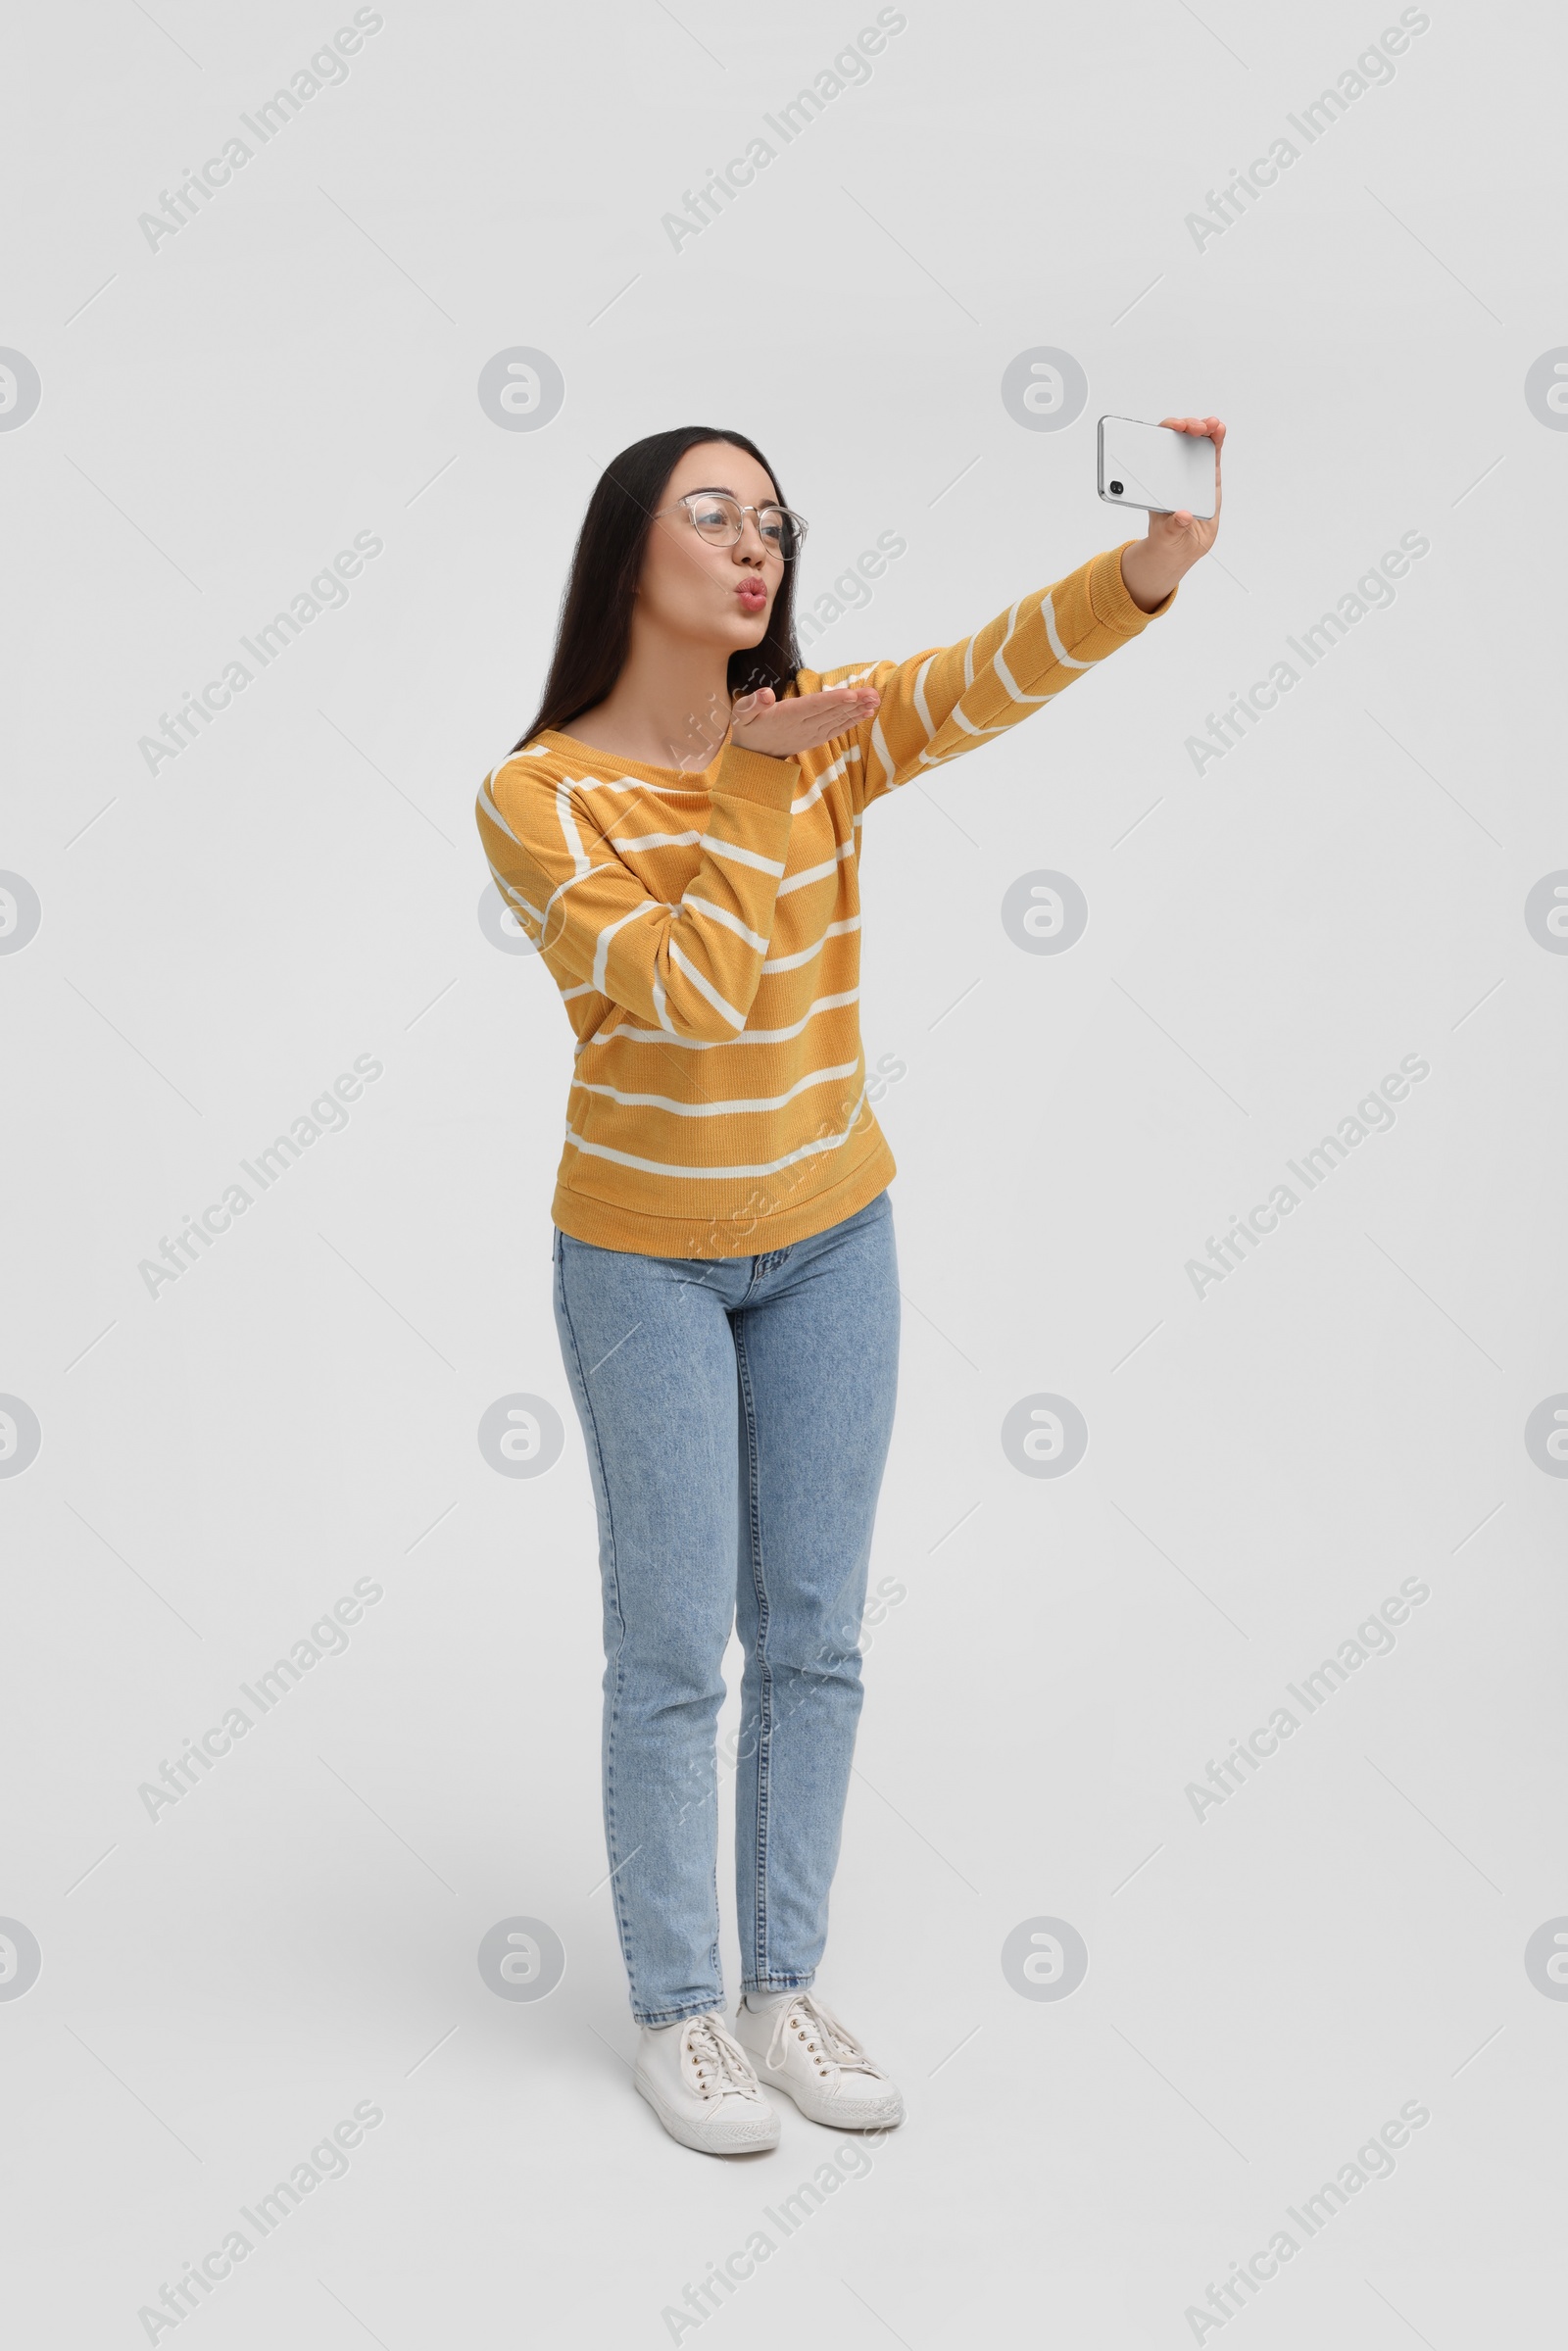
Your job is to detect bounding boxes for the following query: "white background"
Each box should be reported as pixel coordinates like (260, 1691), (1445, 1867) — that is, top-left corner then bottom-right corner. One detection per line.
(3, 0), (1566, 2343)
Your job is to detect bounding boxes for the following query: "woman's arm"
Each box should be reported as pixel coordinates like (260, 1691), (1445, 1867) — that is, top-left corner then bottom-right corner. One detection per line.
(477, 742), (804, 1043)
(813, 412), (1224, 813)
(821, 543), (1169, 816)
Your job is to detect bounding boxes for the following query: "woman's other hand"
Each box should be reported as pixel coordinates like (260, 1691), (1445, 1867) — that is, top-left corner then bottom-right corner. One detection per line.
(729, 684), (881, 759)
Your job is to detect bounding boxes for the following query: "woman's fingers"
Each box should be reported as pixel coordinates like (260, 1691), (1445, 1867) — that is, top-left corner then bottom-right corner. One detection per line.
(731, 682), (882, 756)
(767, 689), (881, 723)
(1157, 414), (1225, 445)
(733, 685), (874, 720)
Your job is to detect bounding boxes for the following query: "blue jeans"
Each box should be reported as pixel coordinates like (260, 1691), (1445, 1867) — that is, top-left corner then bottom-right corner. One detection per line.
(552, 1189), (901, 2026)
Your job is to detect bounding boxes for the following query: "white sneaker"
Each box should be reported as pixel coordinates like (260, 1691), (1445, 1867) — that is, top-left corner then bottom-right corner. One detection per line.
(633, 2011), (781, 2155)
(734, 1990), (906, 2130)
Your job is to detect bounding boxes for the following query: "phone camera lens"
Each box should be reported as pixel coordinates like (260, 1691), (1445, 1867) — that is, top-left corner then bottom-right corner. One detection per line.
(1108, 479), (1124, 496)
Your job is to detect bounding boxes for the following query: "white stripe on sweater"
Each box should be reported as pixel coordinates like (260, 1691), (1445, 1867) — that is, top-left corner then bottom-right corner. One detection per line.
(591, 899), (659, 995)
(485, 859), (545, 925)
(792, 742), (861, 814)
(555, 776), (593, 873)
(611, 826), (703, 851)
(598, 984), (860, 1048)
(778, 838), (855, 896)
(476, 781), (519, 844)
(564, 1085), (870, 1180)
(570, 1057), (861, 1116)
(668, 941), (747, 1030)
(993, 639), (1054, 706)
(681, 893), (769, 952)
(699, 831), (788, 877)
(763, 916), (859, 972)
(867, 714), (896, 796)
(1040, 590), (1092, 669)
(911, 653), (938, 742)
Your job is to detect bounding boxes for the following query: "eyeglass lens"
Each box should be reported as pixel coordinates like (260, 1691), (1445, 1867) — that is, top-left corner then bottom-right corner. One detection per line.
(686, 495), (803, 558)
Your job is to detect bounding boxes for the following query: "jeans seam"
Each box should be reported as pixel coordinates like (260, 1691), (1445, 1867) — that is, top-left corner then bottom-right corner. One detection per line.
(732, 1310), (774, 1987)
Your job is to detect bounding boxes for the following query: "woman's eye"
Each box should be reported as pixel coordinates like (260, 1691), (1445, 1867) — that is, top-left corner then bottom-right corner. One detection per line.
(693, 503), (729, 529)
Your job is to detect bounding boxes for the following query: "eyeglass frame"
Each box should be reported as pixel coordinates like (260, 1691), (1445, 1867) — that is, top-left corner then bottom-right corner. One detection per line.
(654, 489), (809, 559)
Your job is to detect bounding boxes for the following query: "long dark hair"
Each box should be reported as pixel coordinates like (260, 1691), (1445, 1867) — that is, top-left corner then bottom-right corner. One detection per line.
(513, 425), (803, 753)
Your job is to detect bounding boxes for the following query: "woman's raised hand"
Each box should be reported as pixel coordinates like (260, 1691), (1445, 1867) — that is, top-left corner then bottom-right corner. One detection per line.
(729, 684), (881, 759)
(1155, 414), (1224, 553)
(1119, 416), (1225, 612)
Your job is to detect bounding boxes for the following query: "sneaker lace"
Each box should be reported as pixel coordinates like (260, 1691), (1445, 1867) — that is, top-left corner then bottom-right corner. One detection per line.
(763, 1992), (881, 2079)
(681, 2013), (759, 2102)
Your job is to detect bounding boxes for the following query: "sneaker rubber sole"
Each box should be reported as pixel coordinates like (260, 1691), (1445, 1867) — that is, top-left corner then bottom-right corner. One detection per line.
(756, 2072), (906, 2130)
(633, 2070), (780, 2155)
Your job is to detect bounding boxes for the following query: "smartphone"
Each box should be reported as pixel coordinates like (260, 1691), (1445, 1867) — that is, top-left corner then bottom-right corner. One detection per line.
(1097, 416), (1216, 519)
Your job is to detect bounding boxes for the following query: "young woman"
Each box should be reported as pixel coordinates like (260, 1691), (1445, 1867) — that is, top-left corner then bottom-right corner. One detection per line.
(476, 417), (1223, 2155)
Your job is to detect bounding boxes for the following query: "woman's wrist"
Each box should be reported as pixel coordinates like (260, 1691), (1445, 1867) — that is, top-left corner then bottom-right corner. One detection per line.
(1119, 538), (1187, 613)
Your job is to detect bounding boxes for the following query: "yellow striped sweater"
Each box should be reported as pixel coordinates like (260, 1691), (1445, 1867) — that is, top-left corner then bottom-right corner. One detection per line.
(476, 540), (1174, 1256)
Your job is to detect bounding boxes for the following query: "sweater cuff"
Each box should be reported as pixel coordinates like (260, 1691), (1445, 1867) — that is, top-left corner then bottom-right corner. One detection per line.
(1090, 543), (1179, 634)
(713, 745), (800, 808)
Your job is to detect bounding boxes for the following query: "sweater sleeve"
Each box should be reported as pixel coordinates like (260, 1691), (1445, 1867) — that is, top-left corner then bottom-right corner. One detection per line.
(475, 742), (799, 1043)
(820, 542), (1176, 818)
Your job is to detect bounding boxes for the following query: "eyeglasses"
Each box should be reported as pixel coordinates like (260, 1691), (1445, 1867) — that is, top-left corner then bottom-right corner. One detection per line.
(659, 491), (808, 560)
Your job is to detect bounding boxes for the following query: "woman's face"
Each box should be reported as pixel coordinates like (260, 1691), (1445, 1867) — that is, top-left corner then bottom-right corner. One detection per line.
(634, 440), (785, 659)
